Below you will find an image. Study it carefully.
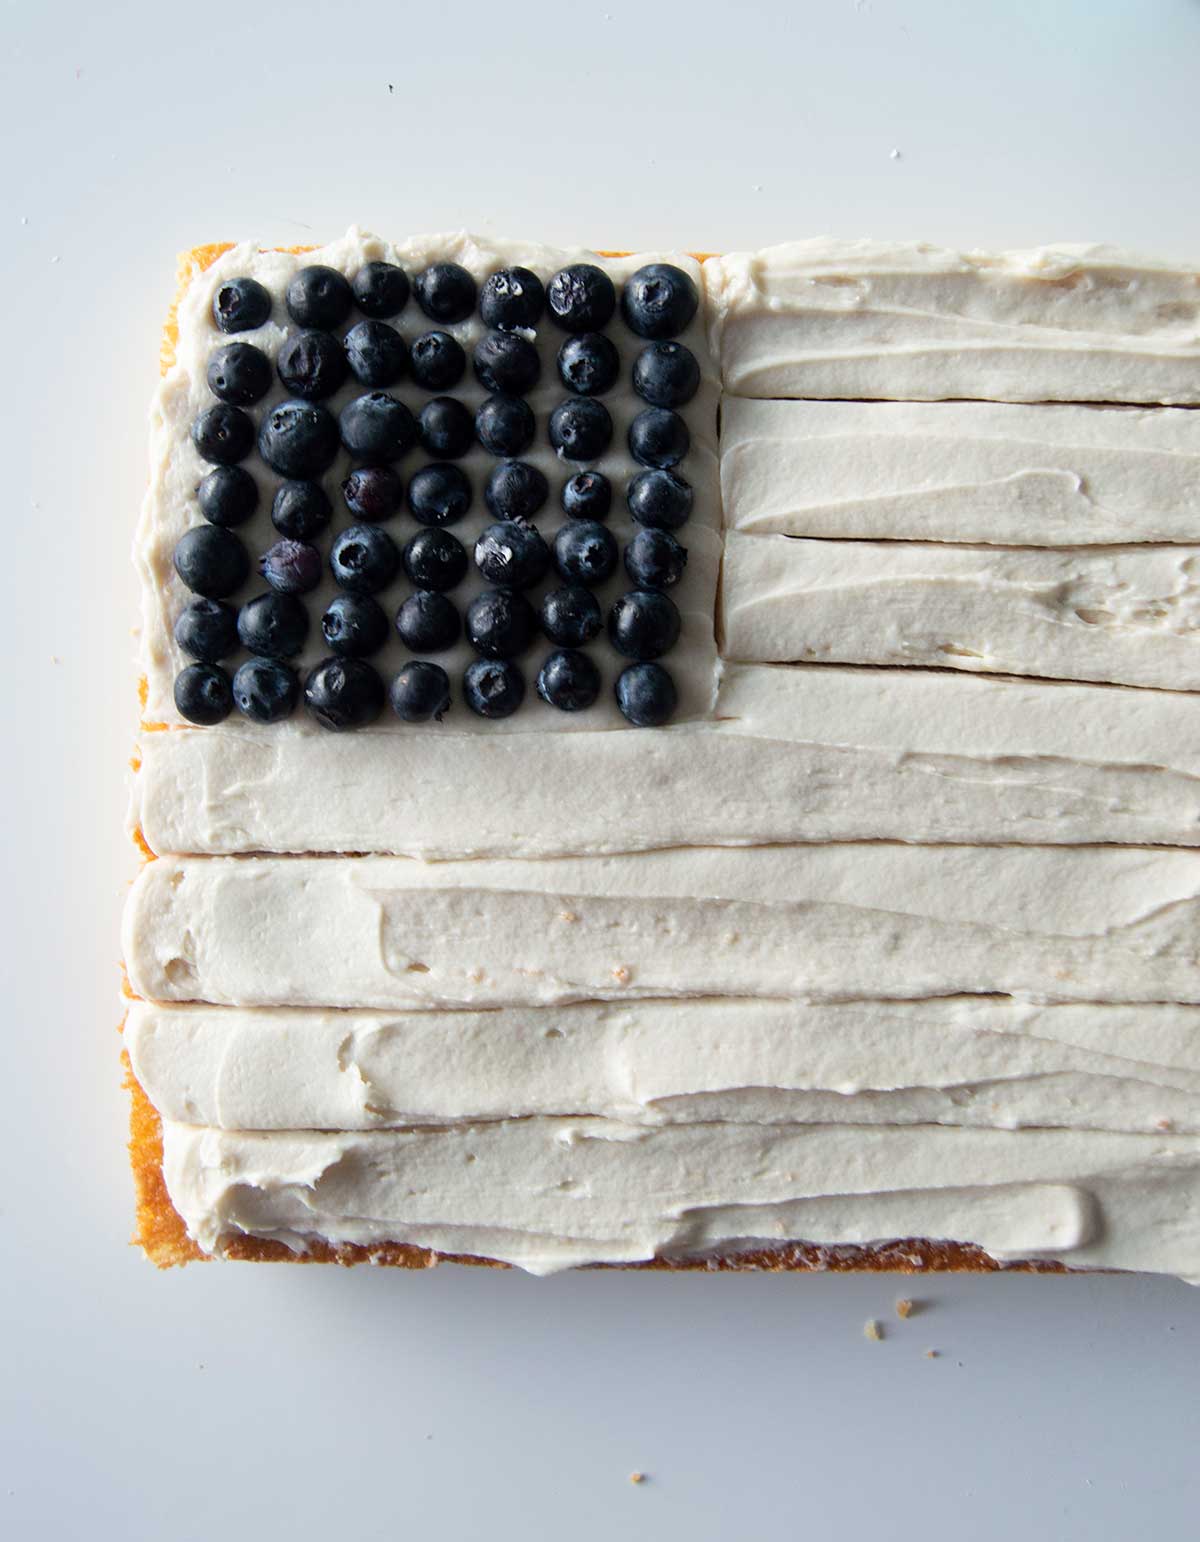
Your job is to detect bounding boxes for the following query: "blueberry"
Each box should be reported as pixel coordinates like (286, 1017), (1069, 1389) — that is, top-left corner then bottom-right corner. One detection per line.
(608, 589), (681, 660)
(277, 329), (349, 400)
(466, 589), (537, 659)
(352, 260), (410, 319)
(409, 331), (466, 391)
(329, 524), (399, 594)
(474, 520), (551, 590)
(632, 341), (700, 408)
(342, 465), (402, 521)
(344, 320), (409, 387)
(207, 341), (272, 405)
(475, 394), (534, 457)
(620, 263), (699, 339)
(304, 656), (385, 730)
(540, 585), (602, 647)
(546, 264), (616, 333)
(212, 276), (271, 334)
(414, 262), (477, 324)
(271, 479), (332, 539)
(624, 527), (687, 590)
(418, 397), (474, 459)
(473, 330), (541, 395)
(403, 527), (468, 591)
(259, 538), (322, 595)
(561, 471), (612, 521)
(192, 403), (254, 465)
(286, 265), (353, 328)
(628, 407), (689, 469)
(339, 392), (416, 462)
(322, 593), (389, 657)
(408, 463), (472, 527)
(463, 658), (525, 718)
(174, 598), (238, 662)
(479, 266), (545, 330)
(232, 657), (300, 723)
(391, 661), (452, 723)
(549, 398), (612, 461)
(553, 520), (618, 585)
(237, 591), (309, 657)
(557, 333), (620, 396)
(396, 590), (461, 653)
(174, 525), (249, 598)
(615, 661), (677, 726)
(258, 400), (340, 478)
(175, 662), (233, 724)
(485, 460), (549, 520)
(536, 649), (600, 712)
(197, 465), (258, 527)
(627, 468), (692, 530)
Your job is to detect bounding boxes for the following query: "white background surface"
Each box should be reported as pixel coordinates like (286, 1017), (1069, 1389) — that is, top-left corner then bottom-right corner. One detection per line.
(3, 1), (1199, 1536)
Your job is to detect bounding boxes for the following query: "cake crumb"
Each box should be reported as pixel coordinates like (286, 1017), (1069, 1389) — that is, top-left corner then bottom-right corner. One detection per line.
(612, 965), (631, 985)
(559, 910), (578, 923)
(1156, 1117), (1174, 1131)
(925, 1349), (938, 1359)
(630, 1472), (646, 1485)
(864, 1318), (883, 1341)
(895, 1297), (914, 1319)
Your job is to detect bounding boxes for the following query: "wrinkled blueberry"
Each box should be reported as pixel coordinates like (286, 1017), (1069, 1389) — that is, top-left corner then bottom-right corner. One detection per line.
(414, 262), (477, 324)
(342, 464), (402, 521)
(540, 585), (602, 647)
(463, 657), (525, 718)
(175, 662), (233, 724)
(537, 649), (600, 712)
(396, 590), (461, 653)
(197, 465), (258, 527)
(549, 398), (612, 461)
(258, 400), (340, 477)
(391, 660), (451, 723)
(473, 330), (541, 395)
(286, 265), (353, 328)
(207, 341), (272, 405)
(271, 479), (331, 539)
(553, 520), (618, 585)
(485, 460), (549, 520)
(276, 329), (348, 400)
(479, 266), (545, 330)
(628, 406), (689, 469)
(174, 525), (249, 598)
(304, 656), (385, 730)
(546, 264), (616, 333)
(192, 403), (255, 465)
(237, 591), (309, 657)
(233, 657), (299, 723)
(329, 523), (400, 594)
(557, 332), (620, 396)
(403, 527), (468, 591)
(608, 589), (681, 660)
(615, 660), (677, 726)
(174, 598), (238, 662)
(624, 527), (687, 590)
(352, 261), (410, 319)
(475, 520), (551, 590)
(259, 538), (322, 595)
(632, 341), (700, 407)
(344, 320), (409, 387)
(418, 397), (474, 459)
(339, 392), (416, 461)
(408, 463), (472, 527)
(466, 589), (537, 659)
(409, 331), (466, 391)
(561, 471), (611, 521)
(212, 276), (271, 334)
(627, 468), (692, 530)
(322, 593), (389, 657)
(621, 263), (699, 339)
(475, 394), (534, 457)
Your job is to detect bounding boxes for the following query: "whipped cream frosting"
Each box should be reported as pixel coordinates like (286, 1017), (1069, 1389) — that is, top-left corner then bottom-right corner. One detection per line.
(721, 399), (1200, 545)
(723, 534), (1200, 690)
(704, 240), (1200, 403)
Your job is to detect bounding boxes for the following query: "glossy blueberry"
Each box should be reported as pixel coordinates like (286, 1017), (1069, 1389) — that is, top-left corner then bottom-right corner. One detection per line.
(396, 590), (461, 653)
(352, 261), (410, 319)
(286, 264), (353, 328)
(259, 538), (322, 595)
(475, 394), (534, 457)
(474, 520), (551, 590)
(463, 658), (525, 718)
(537, 649), (600, 712)
(258, 400), (340, 478)
(237, 591), (310, 657)
(418, 397), (474, 459)
(628, 407), (689, 469)
(485, 460), (549, 520)
(409, 331), (466, 391)
(553, 520), (618, 585)
(174, 598), (238, 662)
(175, 662), (233, 724)
(620, 263), (699, 340)
(197, 465), (258, 527)
(624, 527), (687, 590)
(414, 262), (477, 324)
(548, 398), (612, 462)
(403, 527), (468, 592)
(473, 330), (540, 395)
(561, 471), (611, 521)
(232, 657), (300, 723)
(465, 589), (537, 659)
(329, 523), (400, 594)
(390, 660), (452, 723)
(304, 656), (385, 730)
(626, 468), (692, 530)
(321, 593), (390, 658)
(271, 479), (332, 539)
(557, 332), (619, 396)
(479, 266), (545, 330)
(546, 264), (616, 333)
(277, 329), (349, 400)
(608, 589), (681, 661)
(173, 525), (249, 598)
(207, 341), (272, 405)
(540, 585), (602, 648)
(212, 276), (271, 334)
(342, 464), (402, 521)
(407, 463), (472, 527)
(344, 320), (409, 387)
(191, 403), (254, 465)
(339, 392), (416, 461)
(615, 661), (677, 726)
(632, 340), (700, 408)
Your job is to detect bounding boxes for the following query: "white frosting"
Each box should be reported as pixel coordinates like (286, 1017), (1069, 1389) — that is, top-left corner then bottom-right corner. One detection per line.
(723, 535), (1200, 690)
(704, 240), (1200, 403)
(721, 399), (1200, 544)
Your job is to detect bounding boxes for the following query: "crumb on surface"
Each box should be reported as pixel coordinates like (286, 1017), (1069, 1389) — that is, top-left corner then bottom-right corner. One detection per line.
(864, 1318), (883, 1341)
(630, 1472), (646, 1485)
(559, 911), (579, 923)
(612, 965), (631, 984)
(925, 1349), (938, 1359)
(895, 1297), (914, 1319)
